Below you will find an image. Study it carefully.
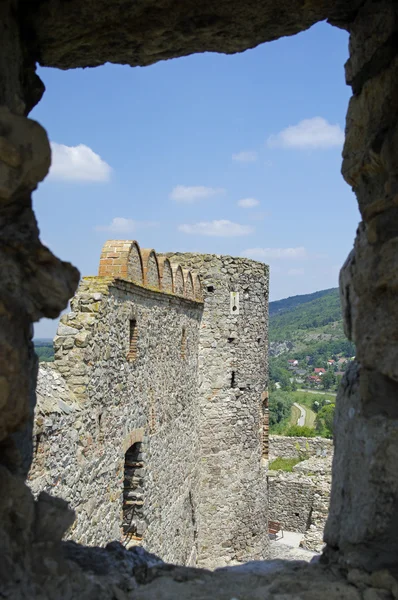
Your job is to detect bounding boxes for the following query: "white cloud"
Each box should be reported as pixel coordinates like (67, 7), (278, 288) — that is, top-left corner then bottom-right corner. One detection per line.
(267, 117), (344, 149)
(243, 247), (307, 259)
(49, 142), (112, 182)
(179, 220), (253, 237)
(95, 217), (158, 234)
(237, 197), (260, 209)
(232, 151), (258, 163)
(170, 185), (225, 203)
(288, 268), (305, 276)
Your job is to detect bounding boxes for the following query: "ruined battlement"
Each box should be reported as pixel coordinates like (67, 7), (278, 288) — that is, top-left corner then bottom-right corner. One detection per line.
(98, 240), (203, 301)
(28, 241), (269, 569)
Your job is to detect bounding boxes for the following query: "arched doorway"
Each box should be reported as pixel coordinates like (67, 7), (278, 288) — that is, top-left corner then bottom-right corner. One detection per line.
(122, 442), (145, 545)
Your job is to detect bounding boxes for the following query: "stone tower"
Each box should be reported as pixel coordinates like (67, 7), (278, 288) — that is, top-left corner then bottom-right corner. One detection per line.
(166, 252), (269, 568)
(29, 242), (269, 570)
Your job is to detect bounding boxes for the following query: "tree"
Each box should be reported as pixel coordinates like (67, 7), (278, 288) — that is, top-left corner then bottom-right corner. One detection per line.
(269, 391), (294, 429)
(322, 370), (336, 390)
(315, 404), (335, 438)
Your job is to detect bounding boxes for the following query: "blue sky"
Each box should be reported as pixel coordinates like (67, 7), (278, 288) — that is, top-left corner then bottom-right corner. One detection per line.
(32, 22), (359, 338)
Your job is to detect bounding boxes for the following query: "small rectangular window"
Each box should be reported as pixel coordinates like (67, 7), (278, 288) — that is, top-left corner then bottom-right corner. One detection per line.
(181, 327), (187, 359)
(127, 319), (138, 361)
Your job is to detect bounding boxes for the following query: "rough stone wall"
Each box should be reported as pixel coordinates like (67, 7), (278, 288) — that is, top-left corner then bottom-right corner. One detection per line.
(268, 473), (315, 533)
(159, 258), (173, 293)
(2, 0), (398, 596)
(268, 456), (332, 552)
(166, 252), (269, 569)
(28, 275), (203, 565)
(142, 250), (160, 288)
(173, 266), (184, 296)
(127, 242), (144, 284)
(269, 435), (333, 460)
(324, 0), (398, 572)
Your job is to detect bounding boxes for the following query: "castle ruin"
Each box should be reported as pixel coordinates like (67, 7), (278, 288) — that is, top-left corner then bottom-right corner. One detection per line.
(1, 0), (398, 597)
(29, 241), (269, 569)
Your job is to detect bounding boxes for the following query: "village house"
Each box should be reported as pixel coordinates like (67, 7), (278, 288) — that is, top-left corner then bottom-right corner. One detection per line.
(314, 368), (326, 375)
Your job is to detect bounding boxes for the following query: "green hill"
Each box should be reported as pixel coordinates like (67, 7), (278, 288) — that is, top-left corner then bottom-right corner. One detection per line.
(34, 338), (54, 362)
(269, 288), (354, 358)
(269, 288), (337, 317)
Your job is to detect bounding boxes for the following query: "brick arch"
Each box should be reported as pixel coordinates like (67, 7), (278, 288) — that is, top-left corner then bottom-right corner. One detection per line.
(141, 249), (161, 289)
(127, 241), (144, 285)
(183, 270), (195, 300)
(172, 264), (185, 296)
(98, 240), (133, 278)
(122, 428), (144, 455)
(98, 240), (144, 283)
(158, 257), (173, 294)
(193, 273), (203, 302)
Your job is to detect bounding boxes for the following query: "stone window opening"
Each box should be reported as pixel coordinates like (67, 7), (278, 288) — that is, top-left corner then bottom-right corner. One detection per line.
(34, 433), (42, 456)
(127, 318), (138, 361)
(122, 442), (145, 545)
(181, 327), (187, 359)
(231, 371), (236, 388)
(262, 394), (269, 460)
(207, 285), (215, 293)
(228, 337), (235, 343)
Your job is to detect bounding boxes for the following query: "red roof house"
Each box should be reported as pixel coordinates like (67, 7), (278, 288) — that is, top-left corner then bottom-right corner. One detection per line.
(314, 368), (326, 375)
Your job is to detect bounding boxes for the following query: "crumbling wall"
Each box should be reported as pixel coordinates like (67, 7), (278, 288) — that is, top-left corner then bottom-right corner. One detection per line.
(269, 436), (333, 460)
(28, 275), (203, 565)
(166, 252), (269, 569)
(1, 0), (398, 595)
(268, 472), (315, 533)
(268, 456), (332, 552)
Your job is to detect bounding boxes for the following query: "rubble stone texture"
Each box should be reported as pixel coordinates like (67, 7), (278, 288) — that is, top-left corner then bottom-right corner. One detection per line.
(29, 272), (203, 563)
(28, 245), (269, 570)
(268, 456), (332, 553)
(165, 252), (269, 568)
(1, 0), (398, 596)
(269, 435), (333, 460)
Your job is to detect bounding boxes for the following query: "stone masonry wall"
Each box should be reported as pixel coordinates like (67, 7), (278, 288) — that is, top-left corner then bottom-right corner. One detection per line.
(166, 252), (269, 569)
(29, 276), (203, 566)
(268, 456), (332, 552)
(269, 435), (333, 460)
(268, 472), (315, 533)
(3, 0), (398, 596)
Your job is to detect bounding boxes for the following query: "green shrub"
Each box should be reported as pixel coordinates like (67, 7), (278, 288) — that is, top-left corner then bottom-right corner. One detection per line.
(269, 457), (303, 472)
(315, 403), (335, 438)
(284, 425), (317, 438)
(269, 390), (294, 430)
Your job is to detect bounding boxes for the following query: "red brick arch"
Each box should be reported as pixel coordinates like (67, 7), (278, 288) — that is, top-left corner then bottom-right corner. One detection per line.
(158, 257), (174, 293)
(172, 264), (185, 296)
(192, 273), (203, 302)
(183, 269), (195, 300)
(141, 249), (161, 290)
(127, 241), (144, 284)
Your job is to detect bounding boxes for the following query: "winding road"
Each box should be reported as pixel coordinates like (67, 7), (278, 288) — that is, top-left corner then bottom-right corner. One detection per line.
(293, 403), (306, 427)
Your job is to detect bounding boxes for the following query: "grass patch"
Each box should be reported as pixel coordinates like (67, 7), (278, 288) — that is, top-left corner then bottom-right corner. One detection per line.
(290, 404), (301, 426)
(303, 405), (316, 428)
(292, 390), (336, 409)
(269, 457), (303, 472)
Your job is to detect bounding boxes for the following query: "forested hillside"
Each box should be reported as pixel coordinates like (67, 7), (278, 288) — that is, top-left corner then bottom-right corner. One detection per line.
(270, 288), (341, 341)
(269, 288), (336, 317)
(34, 339), (54, 362)
(268, 288), (351, 438)
(268, 287), (354, 359)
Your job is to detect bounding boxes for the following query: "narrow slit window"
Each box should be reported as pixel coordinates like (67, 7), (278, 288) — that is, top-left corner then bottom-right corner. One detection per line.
(231, 371), (236, 388)
(127, 319), (138, 361)
(181, 327), (187, 359)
